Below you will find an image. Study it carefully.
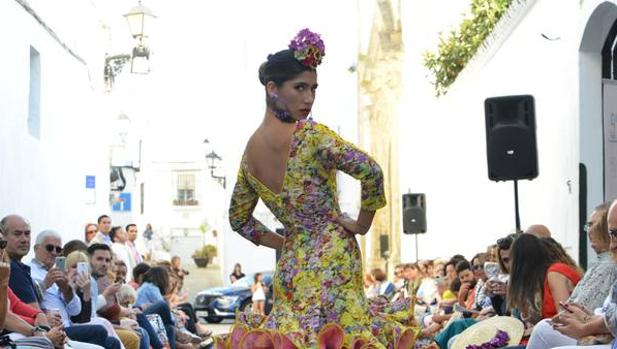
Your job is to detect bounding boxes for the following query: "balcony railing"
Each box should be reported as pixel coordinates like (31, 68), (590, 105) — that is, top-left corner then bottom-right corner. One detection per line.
(173, 199), (199, 206)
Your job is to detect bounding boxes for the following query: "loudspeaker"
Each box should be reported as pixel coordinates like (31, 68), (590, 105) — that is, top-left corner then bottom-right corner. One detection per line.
(379, 235), (389, 258)
(402, 193), (426, 234)
(484, 95), (538, 181)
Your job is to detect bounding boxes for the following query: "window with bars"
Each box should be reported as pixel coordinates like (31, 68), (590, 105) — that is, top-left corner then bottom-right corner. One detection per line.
(174, 173), (198, 206)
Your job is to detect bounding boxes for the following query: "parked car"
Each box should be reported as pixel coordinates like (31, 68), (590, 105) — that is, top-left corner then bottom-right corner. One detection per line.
(194, 271), (274, 323)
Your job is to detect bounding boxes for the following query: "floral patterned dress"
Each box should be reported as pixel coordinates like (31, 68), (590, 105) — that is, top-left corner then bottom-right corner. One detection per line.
(222, 119), (416, 349)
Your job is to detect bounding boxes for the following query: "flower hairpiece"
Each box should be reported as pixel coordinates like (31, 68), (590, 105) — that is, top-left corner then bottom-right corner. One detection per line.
(288, 28), (325, 69)
(465, 330), (510, 349)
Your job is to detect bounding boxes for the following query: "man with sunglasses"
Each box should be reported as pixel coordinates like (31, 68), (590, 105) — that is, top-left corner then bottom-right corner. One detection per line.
(28, 230), (121, 349)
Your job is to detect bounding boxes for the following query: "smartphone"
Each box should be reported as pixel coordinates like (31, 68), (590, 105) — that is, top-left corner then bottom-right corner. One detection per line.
(54, 256), (66, 271)
(483, 262), (500, 279)
(76, 262), (89, 276)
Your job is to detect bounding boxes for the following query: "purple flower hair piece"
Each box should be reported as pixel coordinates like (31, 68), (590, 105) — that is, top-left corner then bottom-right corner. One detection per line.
(465, 330), (510, 349)
(289, 28), (325, 69)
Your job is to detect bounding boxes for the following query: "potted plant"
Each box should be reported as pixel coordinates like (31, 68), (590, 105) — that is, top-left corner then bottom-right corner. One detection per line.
(192, 246), (209, 268)
(204, 244), (217, 264)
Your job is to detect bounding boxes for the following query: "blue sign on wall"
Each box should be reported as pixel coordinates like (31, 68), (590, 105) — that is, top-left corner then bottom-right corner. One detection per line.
(86, 176), (96, 188)
(112, 193), (131, 212)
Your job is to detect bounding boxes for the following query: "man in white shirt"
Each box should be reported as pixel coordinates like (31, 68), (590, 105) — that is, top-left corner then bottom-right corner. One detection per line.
(90, 215), (112, 247)
(125, 224), (143, 267)
(29, 230), (121, 349)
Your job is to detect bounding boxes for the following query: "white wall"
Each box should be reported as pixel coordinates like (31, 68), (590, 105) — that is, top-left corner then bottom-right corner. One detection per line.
(397, 0), (609, 262)
(0, 0), (109, 243)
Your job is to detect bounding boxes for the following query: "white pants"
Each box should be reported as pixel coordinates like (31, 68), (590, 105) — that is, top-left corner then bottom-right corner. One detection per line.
(556, 344), (611, 349)
(526, 319), (577, 349)
(527, 319), (614, 349)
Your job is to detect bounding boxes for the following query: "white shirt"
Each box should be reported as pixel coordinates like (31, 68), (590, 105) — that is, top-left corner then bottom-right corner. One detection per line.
(112, 242), (133, 281)
(28, 259), (81, 327)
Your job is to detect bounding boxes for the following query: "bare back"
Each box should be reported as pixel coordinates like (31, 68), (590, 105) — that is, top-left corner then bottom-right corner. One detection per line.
(245, 122), (297, 195)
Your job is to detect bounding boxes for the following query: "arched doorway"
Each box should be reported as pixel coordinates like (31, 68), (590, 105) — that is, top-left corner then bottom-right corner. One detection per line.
(579, 1), (617, 267)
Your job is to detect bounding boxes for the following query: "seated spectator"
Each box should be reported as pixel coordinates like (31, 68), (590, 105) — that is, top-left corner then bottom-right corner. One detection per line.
(87, 244), (148, 349)
(84, 224), (98, 245)
(26, 228), (122, 349)
(115, 260), (128, 284)
(63, 240), (89, 258)
(508, 234), (581, 326)
(129, 263), (151, 290)
(370, 268), (395, 299)
(527, 201), (617, 349)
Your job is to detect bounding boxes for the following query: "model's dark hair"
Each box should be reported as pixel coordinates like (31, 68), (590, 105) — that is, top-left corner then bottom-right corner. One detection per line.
(258, 49), (313, 87)
(507, 234), (551, 317)
(97, 215), (110, 224)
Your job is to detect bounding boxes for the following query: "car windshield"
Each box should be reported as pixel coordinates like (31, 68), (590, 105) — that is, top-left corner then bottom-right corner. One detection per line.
(231, 275), (254, 288)
(231, 272), (272, 288)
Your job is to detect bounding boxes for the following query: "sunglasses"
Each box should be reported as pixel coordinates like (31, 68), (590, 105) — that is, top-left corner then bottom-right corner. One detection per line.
(497, 237), (513, 249)
(86, 230), (97, 234)
(472, 264), (483, 271)
(610, 229), (617, 239)
(0, 240), (6, 249)
(44, 244), (63, 254)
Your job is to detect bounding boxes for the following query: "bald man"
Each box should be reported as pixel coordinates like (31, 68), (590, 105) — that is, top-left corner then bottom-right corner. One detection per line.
(525, 224), (552, 238)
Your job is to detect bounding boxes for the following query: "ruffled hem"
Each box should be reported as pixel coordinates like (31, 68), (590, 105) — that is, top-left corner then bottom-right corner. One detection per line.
(213, 297), (420, 349)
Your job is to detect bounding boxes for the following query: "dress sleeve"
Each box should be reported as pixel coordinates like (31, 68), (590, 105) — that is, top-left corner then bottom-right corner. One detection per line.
(315, 124), (386, 210)
(228, 163), (272, 245)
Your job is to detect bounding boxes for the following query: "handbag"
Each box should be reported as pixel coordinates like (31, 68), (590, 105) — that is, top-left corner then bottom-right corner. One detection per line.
(146, 314), (170, 349)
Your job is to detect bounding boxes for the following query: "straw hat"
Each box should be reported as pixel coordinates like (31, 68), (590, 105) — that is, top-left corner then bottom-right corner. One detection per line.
(451, 316), (524, 349)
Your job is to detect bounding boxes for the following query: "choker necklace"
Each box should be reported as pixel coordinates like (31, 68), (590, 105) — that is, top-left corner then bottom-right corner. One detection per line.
(273, 107), (295, 123)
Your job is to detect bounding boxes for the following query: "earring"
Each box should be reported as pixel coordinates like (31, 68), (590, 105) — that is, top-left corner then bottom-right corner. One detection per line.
(271, 94), (278, 100)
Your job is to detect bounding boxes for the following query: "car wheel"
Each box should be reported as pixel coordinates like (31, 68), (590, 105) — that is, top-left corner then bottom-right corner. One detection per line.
(205, 316), (223, 324)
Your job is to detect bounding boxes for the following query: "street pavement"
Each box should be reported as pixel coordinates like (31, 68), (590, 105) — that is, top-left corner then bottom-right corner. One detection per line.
(182, 263), (233, 335)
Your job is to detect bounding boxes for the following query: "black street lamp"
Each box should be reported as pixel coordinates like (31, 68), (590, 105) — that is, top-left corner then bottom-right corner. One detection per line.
(104, 1), (156, 89)
(205, 151), (227, 189)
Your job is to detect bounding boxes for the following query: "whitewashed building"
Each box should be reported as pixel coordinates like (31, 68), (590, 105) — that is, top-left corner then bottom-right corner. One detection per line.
(398, 0), (617, 265)
(0, 0), (110, 241)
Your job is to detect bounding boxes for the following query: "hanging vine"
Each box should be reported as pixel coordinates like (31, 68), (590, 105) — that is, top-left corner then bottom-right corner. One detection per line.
(423, 0), (513, 96)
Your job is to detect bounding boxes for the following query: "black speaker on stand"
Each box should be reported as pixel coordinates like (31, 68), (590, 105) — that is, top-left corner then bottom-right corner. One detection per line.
(484, 95), (538, 232)
(379, 235), (390, 275)
(402, 193), (426, 261)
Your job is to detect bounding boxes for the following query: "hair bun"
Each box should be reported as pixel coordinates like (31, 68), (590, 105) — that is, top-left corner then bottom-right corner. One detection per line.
(258, 62), (268, 86)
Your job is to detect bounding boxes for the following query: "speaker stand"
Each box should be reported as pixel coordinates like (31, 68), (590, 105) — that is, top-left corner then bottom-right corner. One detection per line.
(514, 180), (521, 232)
(415, 234), (419, 262)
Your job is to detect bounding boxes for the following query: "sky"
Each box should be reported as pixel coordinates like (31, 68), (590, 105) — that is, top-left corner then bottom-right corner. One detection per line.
(105, 0), (364, 177)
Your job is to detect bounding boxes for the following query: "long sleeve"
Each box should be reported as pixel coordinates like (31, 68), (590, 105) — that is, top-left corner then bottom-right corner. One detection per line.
(603, 281), (617, 337)
(228, 162), (273, 245)
(315, 124), (386, 210)
(63, 292), (81, 317)
(70, 291), (91, 324)
(568, 253), (617, 310)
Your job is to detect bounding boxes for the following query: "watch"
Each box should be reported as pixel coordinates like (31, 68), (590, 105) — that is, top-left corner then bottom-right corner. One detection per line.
(31, 326), (47, 336)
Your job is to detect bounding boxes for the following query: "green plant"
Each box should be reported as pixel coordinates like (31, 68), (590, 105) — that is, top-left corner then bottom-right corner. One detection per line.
(192, 245), (209, 259)
(205, 244), (217, 257)
(423, 0), (513, 96)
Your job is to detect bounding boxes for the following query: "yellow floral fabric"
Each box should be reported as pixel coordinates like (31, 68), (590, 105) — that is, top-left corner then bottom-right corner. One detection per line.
(227, 120), (414, 348)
